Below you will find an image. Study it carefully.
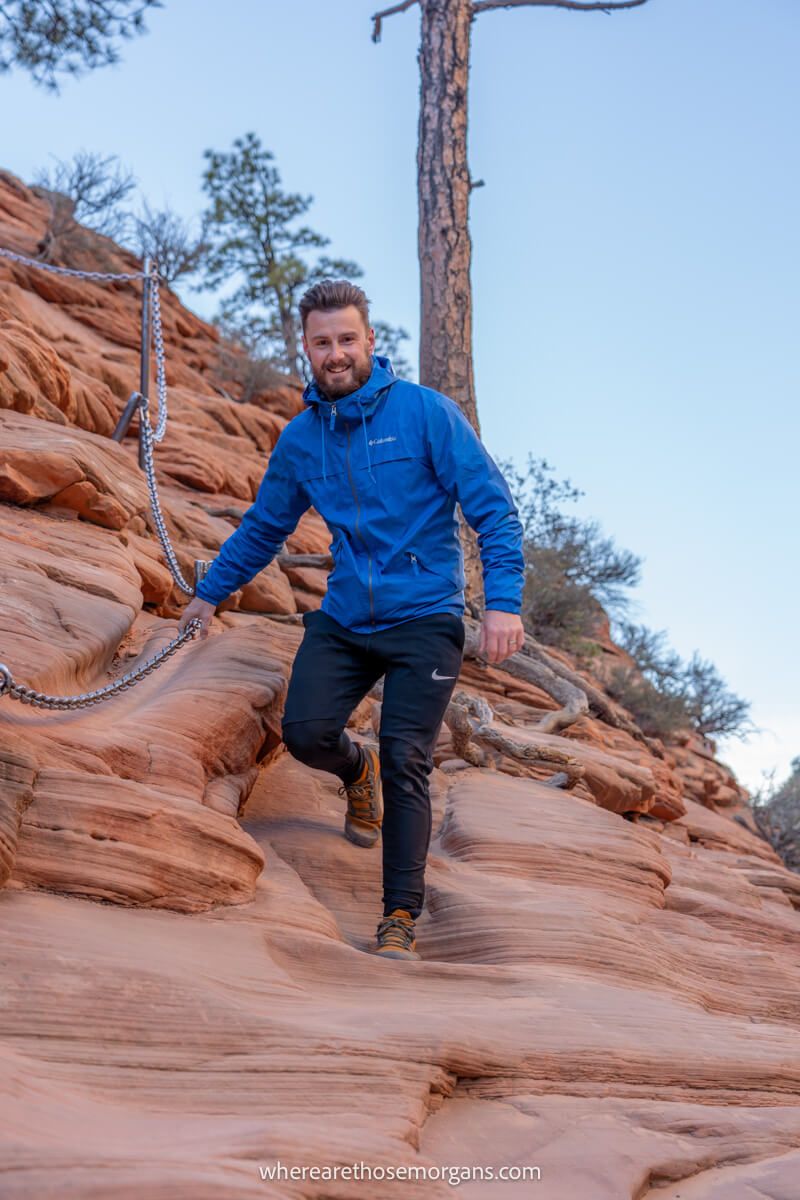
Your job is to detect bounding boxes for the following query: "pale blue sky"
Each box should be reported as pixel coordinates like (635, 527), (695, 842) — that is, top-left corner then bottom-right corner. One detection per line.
(2, 0), (797, 793)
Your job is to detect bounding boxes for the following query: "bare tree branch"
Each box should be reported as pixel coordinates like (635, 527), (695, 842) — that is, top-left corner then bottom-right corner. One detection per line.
(461, 616), (663, 754)
(472, 0), (648, 14)
(371, 0), (420, 43)
(276, 552), (333, 570)
(443, 689), (586, 784)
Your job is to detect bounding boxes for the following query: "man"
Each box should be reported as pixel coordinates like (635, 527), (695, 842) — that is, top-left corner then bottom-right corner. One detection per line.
(180, 279), (525, 961)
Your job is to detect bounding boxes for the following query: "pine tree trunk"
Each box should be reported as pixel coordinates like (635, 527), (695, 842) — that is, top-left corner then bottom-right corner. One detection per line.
(417, 0), (484, 614)
(279, 306), (301, 378)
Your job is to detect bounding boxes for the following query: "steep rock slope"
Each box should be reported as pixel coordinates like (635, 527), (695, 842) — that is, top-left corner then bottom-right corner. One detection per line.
(0, 170), (797, 1200)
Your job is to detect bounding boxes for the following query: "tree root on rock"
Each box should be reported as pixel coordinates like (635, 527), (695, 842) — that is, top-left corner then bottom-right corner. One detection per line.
(443, 689), (585, 788)
(462, 617), (662, 758)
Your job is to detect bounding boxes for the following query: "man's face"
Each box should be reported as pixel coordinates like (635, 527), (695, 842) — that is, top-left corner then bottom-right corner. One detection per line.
(303, 305), (375, 400)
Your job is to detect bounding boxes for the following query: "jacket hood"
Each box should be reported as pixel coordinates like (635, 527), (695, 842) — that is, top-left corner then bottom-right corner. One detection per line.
(302, 354), (399, 482)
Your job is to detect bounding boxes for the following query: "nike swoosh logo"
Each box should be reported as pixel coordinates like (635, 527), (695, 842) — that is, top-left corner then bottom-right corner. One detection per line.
(432, 669), (456, 680)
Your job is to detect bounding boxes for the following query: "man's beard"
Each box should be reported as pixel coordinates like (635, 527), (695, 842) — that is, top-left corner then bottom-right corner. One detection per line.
(312, 352), (373, 400)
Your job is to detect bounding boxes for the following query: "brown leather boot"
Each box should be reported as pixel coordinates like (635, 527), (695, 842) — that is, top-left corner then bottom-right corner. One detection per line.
(338, 744), (382, 848)
(372, 908), (420, 960)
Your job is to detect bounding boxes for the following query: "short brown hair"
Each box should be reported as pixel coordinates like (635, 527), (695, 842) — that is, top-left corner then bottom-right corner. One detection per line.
(299, 278), (371, 332)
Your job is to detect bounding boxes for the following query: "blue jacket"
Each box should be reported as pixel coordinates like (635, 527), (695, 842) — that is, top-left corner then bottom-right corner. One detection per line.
(195, 354), (525, 632)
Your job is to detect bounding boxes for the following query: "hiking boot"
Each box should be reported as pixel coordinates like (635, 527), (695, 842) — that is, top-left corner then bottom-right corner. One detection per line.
(372, 908), (420, 960)
(338, 744), (382, 848)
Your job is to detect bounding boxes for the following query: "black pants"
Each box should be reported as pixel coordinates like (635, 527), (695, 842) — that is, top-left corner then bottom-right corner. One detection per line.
(281, 608), (466, 920)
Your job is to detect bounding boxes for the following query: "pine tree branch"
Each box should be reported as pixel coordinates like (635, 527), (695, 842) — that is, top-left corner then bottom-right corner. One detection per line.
(371, 0), (420, 43)
(472, 0), (648, 14)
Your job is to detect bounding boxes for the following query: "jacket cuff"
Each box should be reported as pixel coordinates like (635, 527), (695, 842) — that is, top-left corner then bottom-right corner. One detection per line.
(483, 599), (521, 614)
(194, 581), (223, 606)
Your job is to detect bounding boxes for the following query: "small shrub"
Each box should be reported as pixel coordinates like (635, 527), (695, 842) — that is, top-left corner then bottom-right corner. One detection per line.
(34, 149), (135, 241)
(610, 620), (753, 742)
(750, 758), (800, 873)
(129, 202), (209, 285)
(499, 454), (640, 651)
(213, 318), (291, 405)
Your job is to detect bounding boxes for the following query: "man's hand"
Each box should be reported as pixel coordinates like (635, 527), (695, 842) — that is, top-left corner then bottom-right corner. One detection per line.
(179, 595), (216, 640)
(478, 609), (526, 664)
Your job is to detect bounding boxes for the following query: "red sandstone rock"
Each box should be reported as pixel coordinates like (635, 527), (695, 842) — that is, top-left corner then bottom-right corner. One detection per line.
(0, 168), (796, 1200)
(0, 408), (148, 524)
(278, 562), (329, 596)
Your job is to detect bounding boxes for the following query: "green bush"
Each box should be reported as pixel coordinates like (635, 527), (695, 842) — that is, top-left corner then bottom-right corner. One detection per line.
(499, 454), (640, 652)
(606, 670), (692, 741)
(499, 455), (752, 744)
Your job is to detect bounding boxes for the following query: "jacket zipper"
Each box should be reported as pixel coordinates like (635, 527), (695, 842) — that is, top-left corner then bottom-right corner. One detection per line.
(345, 423), (375, 627)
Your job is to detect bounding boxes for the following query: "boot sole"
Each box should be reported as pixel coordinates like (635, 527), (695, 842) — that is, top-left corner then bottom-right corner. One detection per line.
(373, 948), (421, 960)
(344, 821), (380, 848)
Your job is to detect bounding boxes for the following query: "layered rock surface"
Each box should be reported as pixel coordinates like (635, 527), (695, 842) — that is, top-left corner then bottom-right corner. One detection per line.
(1, 170), (797, 1199)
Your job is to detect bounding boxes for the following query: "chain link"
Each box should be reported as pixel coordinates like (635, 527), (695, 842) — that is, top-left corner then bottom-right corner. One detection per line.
(0, 244), (147, 283)
(148, 271), (169, 443)
(0, 619), (203, 710)
(138, 396), (195, 595)
(0, 243), (208, 708)
(0, 244), (169, 438)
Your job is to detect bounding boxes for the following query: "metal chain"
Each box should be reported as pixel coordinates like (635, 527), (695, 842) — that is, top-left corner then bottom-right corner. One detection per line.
(0, 619), (202, 710)
(148, 270), (169, 443)
(138, 396), (195, 595)
(2, 244), (188, 595)
(0, 244), (147, 283)
(0, 408), (202, 704)
(1, 243), (168, 437)
(0, 244), (208, 709)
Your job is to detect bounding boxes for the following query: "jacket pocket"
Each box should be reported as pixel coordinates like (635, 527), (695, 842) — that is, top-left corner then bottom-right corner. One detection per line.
(371, 545), (461, 623)
(407, 548), (463, 591)
(360, 438), (428, 492)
